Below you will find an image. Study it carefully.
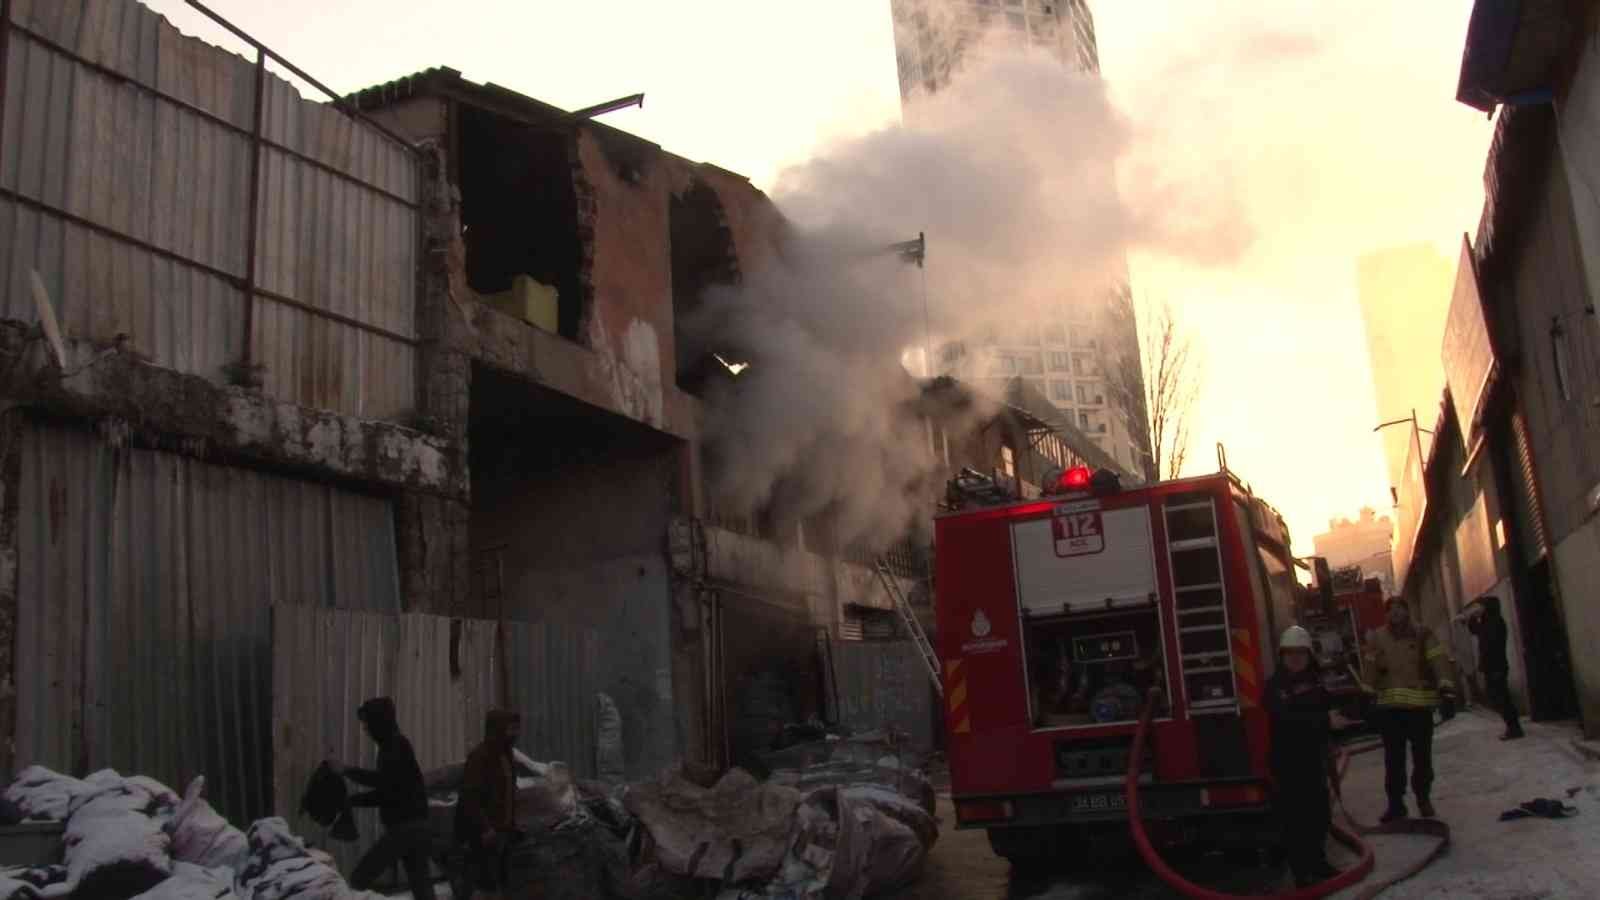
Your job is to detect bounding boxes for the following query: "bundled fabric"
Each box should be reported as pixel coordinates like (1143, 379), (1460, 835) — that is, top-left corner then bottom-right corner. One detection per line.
(129, 862), (237, 900)
(169, 778), (249, 873)
(61, 781), (174, 899)
(233, 819), (348, 900)
(2, 768), (92, 823)
(296, 765), (357, 843)
(0, 864), (67, 900)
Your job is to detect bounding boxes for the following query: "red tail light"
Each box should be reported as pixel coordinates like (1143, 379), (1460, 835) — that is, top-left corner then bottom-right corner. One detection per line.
(1200, 785), (1266, 808)
(955, 799), (1015, 824)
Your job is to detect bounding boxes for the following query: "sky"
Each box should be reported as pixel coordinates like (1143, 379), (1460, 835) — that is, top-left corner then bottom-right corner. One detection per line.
(139, 0), (1494, 554)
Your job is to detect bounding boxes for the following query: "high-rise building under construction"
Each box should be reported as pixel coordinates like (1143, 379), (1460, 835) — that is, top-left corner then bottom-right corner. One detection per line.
(890, 0), (1153, 478)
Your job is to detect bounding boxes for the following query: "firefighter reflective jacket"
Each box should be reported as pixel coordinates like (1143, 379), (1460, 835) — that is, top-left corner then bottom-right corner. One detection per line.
(1364, 625), (1456, 709)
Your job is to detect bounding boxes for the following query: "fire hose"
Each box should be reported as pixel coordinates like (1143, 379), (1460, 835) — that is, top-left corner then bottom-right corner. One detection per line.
(1125, 692), (1451, 899)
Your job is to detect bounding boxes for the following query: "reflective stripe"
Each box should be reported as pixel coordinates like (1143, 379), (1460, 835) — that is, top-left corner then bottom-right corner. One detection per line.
(1378, 688), (1440, 708)
(1425, 644), (1446, 660)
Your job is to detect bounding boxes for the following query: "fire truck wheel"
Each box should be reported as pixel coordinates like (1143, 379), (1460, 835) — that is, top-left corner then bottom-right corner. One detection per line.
(987, 824), (1130, 871)
(985, 825), (1056, 869)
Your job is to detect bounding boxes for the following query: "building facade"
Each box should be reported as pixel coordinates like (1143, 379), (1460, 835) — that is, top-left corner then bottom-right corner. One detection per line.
(1312, 507), (1397, 595)
(1385, 0), (1600, 733)
(890, 0), (1099, 102)
(1358, 244), (1454, 492)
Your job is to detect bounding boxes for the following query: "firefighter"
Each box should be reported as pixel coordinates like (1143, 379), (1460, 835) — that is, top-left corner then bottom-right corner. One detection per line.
(1363, 597), (1457, 821)
(1266, 625), (1339, 888)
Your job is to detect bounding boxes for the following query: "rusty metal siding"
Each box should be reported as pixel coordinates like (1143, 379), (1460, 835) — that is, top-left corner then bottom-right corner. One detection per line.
(0, 0), (418, 418)
(272, 606), (498, 874)
(13, 421), (401, 823)
(272, 609), (603, 871)
(830, 639), (935, 751)
(503, 620), (603, 779)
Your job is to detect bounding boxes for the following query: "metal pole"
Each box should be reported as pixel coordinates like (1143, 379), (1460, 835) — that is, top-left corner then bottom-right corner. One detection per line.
(182, 0), (416, 153)
(0, 0), (12, 181)
(237, 47), (266, 385)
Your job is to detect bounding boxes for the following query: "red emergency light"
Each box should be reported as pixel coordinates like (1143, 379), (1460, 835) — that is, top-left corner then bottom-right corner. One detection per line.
(1058, 466), (1092, 491)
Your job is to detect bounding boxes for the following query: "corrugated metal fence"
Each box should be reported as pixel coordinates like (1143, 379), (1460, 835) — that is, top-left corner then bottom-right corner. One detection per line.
(831, 640), (936, 751)
(13, 421), (402, 823)
(0, 0), (419, 418)
(274, 606), (603, 870)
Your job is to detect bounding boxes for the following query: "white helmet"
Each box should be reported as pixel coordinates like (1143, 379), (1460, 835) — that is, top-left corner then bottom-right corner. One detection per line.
(1279, 625), (1314, 651)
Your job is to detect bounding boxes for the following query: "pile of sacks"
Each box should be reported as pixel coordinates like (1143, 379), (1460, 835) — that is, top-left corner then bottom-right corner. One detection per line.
(760, 735), (937, 822)
(1, 767), (378, 900)
(420, 751), (636, 900)
(622, 766), (937, 900)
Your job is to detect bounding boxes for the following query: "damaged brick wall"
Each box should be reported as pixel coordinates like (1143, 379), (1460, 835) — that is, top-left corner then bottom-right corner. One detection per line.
(396, 492), (471, 616)
(416, 142), (472, 444)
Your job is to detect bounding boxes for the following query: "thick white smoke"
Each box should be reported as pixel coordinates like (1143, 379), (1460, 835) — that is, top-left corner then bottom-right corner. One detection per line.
(691, 30), (1255, 551)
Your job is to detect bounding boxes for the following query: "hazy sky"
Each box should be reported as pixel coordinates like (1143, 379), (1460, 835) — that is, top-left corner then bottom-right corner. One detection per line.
(140, 0), (1492, 554)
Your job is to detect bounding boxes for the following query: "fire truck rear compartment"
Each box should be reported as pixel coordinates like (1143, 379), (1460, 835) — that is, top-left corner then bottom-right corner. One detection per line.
(1024, 607), (1171, 728)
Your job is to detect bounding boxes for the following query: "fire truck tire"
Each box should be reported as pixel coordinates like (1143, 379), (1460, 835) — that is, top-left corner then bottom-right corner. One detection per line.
(984, 825), (1054, 867)
(987, 823), (1130, 871)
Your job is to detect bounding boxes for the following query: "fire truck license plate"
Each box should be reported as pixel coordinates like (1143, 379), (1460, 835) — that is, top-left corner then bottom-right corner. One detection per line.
(1052, 510), (1105, 557)
(1070, 792), (1126, 813)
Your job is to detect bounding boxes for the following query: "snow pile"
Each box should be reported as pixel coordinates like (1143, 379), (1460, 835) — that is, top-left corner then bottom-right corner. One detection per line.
(0, 768), (380, 900)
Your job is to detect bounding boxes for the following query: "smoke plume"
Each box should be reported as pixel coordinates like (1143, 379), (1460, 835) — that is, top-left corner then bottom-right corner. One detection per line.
(691, 29), (1257, 552)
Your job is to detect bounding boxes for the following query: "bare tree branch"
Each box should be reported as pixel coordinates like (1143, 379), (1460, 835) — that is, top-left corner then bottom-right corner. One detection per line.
(1103, 291), (1202, 482)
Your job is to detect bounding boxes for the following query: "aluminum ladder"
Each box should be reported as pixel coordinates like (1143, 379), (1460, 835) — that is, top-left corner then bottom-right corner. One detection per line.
(872, 558), (943, 697)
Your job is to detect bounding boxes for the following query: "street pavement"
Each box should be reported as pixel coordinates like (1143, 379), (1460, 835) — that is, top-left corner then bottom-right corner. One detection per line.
(891, 708), (1600, 899)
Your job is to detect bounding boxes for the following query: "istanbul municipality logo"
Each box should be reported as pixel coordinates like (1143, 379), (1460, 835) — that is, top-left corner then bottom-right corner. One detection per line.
(971, 609), (992, 638)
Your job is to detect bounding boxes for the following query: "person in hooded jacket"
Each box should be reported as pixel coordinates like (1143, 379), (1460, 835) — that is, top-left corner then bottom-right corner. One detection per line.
(1266, 626), (1340, 889)
(328, 697), (436, 900)
(456, 709), (523, 900)
(1461, 595), (1524, 740)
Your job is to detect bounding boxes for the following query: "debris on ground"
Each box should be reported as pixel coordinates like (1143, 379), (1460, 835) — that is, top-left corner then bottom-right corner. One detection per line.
(1497, 798), (1581, 821)
(5, 728), (936, 900)
(622, 752), (938, 900)
(422, 751), (635, 900)
(1, 766), (378, 900)
(625, 768), (800, 884)
(762, 733), (937, 820)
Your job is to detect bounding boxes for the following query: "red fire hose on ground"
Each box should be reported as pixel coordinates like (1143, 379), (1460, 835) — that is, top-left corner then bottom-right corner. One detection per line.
(1124, 694), (1451, 899)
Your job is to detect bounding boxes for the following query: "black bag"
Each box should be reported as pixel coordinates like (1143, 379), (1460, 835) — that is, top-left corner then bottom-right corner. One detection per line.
(300, 762), (360, 842)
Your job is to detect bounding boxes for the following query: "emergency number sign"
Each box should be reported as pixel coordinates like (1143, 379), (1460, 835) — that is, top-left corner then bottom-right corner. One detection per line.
(1052, 509), (1105, 557)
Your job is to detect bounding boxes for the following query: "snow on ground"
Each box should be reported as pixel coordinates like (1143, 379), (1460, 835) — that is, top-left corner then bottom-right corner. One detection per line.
(1331, 709), (1600, 899)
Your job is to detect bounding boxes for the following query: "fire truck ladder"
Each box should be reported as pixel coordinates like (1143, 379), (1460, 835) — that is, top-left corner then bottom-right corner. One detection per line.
(872, 558), (943, 697)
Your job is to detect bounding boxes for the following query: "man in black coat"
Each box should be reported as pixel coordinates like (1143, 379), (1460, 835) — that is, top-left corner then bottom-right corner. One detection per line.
(329, 697), (437, 899)
(1464, 596), (1524, 740)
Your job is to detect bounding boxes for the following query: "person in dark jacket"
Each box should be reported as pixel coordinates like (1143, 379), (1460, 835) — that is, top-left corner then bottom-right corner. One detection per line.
(1266, 626), (1340, 888)
(1463, 596), (1524, 740)
(456, 710), (523, 899)
(329, 697), (436, 900)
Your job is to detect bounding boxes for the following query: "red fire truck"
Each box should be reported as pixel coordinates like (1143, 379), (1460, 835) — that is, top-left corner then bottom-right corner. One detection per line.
(934, 461), (1302, 863)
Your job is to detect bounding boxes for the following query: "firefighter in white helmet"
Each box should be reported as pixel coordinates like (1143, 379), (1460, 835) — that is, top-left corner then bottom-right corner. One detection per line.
(1266, 625), (1340, 888)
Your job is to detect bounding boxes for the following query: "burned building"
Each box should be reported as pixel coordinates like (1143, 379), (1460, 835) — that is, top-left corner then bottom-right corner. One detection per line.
(0, 0), (1140, 832)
